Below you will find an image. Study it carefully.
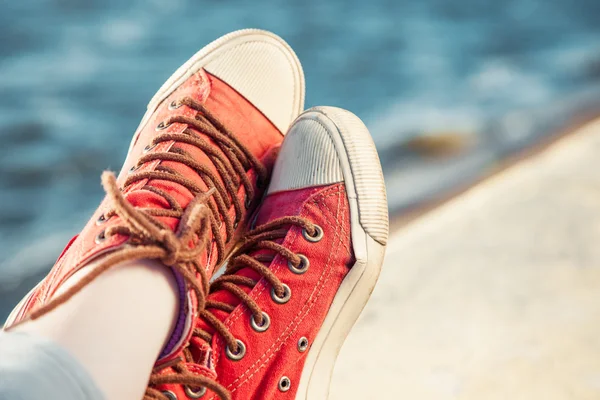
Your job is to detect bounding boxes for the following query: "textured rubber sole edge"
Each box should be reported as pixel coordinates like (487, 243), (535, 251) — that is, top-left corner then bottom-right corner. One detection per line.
(293, 107), (389, 399)
(127, 28), (305, 155)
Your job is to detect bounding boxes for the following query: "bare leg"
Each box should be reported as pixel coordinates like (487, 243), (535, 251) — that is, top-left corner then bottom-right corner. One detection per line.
(14, 259), (179, 400)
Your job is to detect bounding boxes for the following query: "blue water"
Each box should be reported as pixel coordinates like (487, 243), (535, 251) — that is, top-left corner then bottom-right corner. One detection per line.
(1, 0), (600, 317)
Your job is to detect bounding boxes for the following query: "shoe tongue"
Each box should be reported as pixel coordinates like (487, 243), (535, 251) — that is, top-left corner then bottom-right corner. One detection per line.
(199, 186), (324, 336)
(188, 337), (218, 379)
(125, 179), (203, 231)
(126, 142), (217, 212)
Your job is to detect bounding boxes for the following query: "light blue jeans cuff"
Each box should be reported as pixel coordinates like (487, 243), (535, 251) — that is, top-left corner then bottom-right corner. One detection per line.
(0, 331), (104, 400)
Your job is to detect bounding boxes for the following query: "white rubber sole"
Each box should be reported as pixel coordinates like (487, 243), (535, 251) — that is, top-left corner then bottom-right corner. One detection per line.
(293, 107), (389, 399)
(126, 28), (305, 157)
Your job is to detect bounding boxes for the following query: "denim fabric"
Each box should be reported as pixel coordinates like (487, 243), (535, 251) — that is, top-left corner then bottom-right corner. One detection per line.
(0, 331), (104, 400)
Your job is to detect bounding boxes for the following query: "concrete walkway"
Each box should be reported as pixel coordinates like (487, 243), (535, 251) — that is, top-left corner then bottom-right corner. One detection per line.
(331, 119), (600, 399)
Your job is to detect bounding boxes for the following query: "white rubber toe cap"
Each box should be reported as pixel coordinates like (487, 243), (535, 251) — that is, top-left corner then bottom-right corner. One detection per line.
(203, 30), (305, 133)
(268, 116), (344, 193)
(146, 29), (305, 134)
(269, 107), (389, 245)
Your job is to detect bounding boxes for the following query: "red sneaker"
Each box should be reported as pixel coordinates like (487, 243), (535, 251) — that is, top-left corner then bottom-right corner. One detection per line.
(4, 28), (304, 372)
(152, 107), (388, 399)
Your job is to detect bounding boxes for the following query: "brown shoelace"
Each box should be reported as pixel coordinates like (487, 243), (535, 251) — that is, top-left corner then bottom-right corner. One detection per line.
(144, 216), (319, 400)
(6, 98), (267, 326)
(7, 99), (268, 378)
(128, 97), (268, 248)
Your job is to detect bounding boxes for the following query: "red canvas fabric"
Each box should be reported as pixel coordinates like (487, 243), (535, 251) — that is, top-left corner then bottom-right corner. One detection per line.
(156, 182), (355, 399)
(8, 69), (284, 365)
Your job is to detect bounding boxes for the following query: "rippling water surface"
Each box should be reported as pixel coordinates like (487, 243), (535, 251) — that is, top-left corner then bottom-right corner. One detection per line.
(1, 0), (600, 317)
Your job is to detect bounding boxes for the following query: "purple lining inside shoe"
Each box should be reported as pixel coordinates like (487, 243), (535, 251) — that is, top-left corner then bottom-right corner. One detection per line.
(159, 269), (188, 359)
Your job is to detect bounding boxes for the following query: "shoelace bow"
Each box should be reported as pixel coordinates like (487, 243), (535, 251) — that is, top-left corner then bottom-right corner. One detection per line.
(7, 98), (266, 335)
(145, 216), (319, 400)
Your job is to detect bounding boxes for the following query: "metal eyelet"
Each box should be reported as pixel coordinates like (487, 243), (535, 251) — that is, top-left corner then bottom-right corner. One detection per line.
(225, 339), (246, 361)
(270, 283), (291, 304)
(278, 376), (291, 392)
(184, 386), (206, 399)
(168, 100), (182, 110)
(95, 230), (106, 244)
(96, 214), (107, 225)
(302, 224), (323, 242)
(297, 337), (309, 352)
(143, 143), (156, 153)
(129, 164), (139, 173)
(250, 311), (270, 333)
(155, 121), (170, 131)
(288, 254), (309, 274)
(162, 391), (178, 400)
